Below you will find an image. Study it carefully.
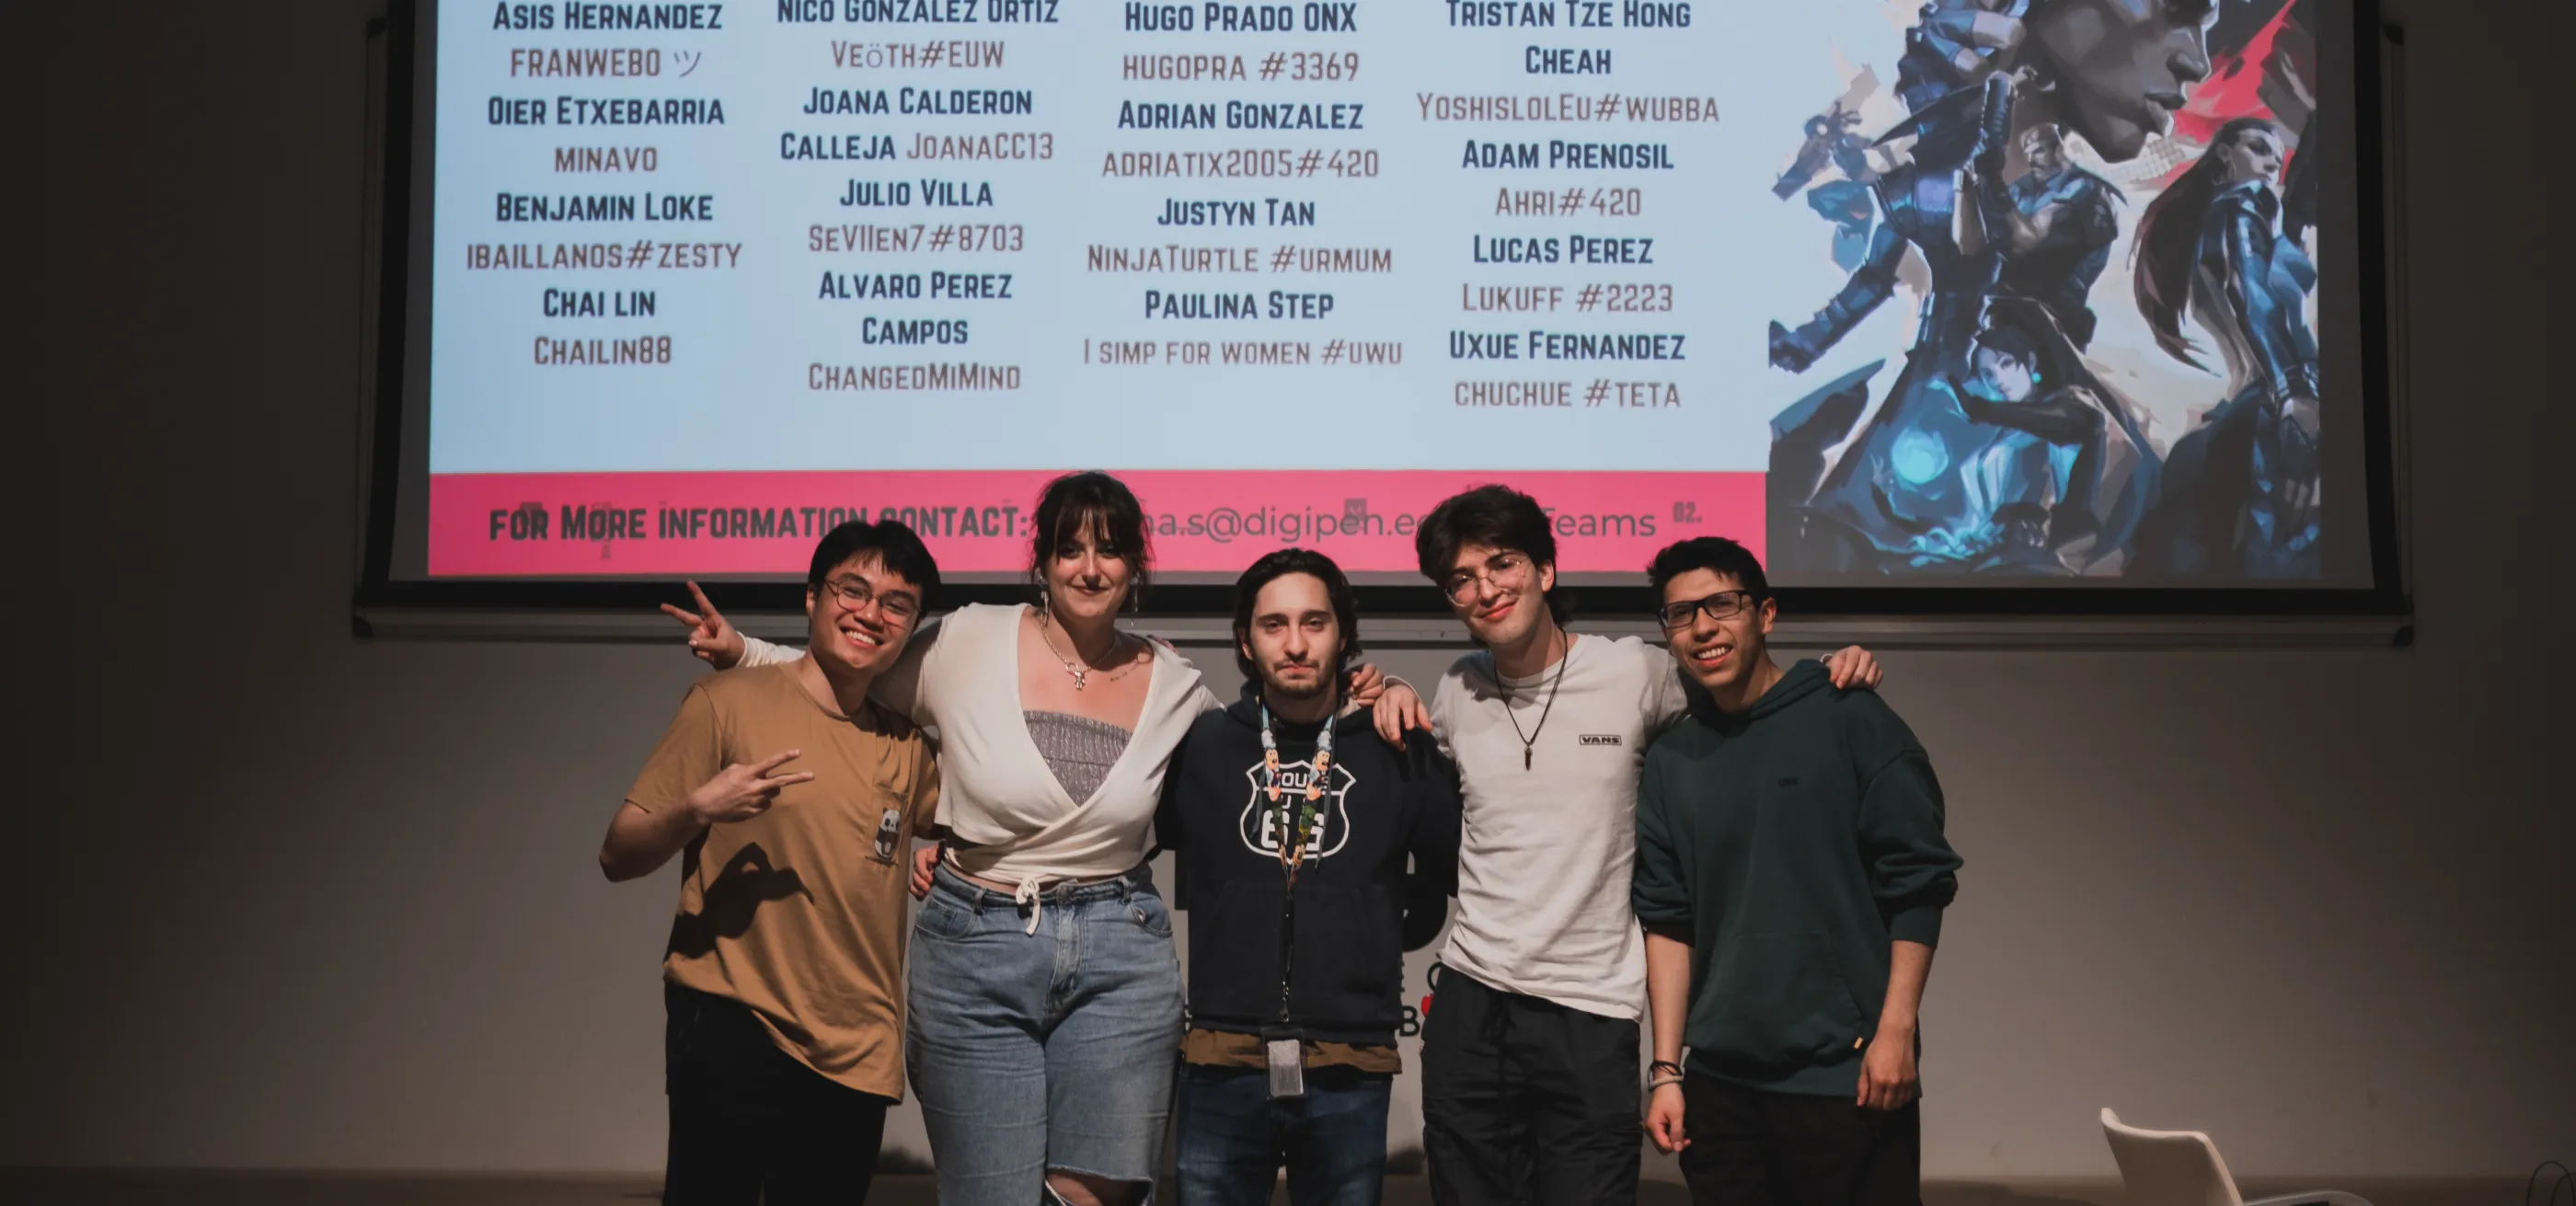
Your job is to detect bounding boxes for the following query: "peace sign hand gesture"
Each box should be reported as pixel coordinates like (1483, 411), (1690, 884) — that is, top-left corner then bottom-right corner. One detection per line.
(684, 750), (813, 826)
(661, 581), (749, 670)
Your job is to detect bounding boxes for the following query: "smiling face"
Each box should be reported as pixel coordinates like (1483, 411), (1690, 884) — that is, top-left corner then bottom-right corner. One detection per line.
(803, 551), (921, 680)
(1660, 567), (1776, 695)
(1239, 571), (1343, 705)
(2023, 0), (2216, 162)
(1041, 511), (1136, 625)
(1443, 541), (1554, 649)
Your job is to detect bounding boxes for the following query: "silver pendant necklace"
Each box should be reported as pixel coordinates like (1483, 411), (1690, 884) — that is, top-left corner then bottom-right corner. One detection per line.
(1039, 610), (1136, 692)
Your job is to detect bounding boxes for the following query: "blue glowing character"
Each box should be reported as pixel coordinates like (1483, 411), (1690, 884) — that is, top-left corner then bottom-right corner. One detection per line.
(1948, 298), (2163, 570)
(1765, 0), (2222, 575)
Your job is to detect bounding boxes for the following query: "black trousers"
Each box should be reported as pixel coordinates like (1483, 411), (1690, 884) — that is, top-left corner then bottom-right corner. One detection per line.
(1676, 1073), (1920, 1206)
(663, 982), (893, 1206)
(1420, 970), (1643, 1206)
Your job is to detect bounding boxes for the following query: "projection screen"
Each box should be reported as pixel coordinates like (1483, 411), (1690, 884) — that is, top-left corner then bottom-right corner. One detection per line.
(362, 0), (2405, 620)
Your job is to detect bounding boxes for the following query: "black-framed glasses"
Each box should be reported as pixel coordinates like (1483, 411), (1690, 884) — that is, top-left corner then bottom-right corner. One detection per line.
(1655, 590), (1756, 630)
(823, 575), (920, 626)
(1443, 551), (1533, 604)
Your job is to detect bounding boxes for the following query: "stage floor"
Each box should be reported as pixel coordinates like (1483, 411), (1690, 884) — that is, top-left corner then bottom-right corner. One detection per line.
(0, 1171), (2521, 1206)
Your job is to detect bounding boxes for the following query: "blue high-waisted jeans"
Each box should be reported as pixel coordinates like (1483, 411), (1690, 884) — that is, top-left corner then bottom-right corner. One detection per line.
(907, 862), (1184, 1204)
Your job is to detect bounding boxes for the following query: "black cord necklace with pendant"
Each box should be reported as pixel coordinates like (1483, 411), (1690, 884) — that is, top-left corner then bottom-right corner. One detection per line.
(1502, 629), (1568, 771)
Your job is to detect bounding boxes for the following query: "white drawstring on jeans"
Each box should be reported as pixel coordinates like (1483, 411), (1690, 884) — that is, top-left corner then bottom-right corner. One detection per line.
(989, 867), (1131, 936)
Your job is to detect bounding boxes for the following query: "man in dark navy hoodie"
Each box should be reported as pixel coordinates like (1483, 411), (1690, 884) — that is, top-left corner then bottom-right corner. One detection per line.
(1632, 537), (1961, 1206)
(1158, 548), (1464, 1206)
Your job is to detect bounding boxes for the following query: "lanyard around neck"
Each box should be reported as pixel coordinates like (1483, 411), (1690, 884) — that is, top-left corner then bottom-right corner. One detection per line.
(1259, 703), (1334, 879)
(1259, 702), (1333, 1029)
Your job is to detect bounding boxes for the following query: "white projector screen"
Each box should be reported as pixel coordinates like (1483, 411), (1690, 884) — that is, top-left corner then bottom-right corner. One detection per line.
(369, 0), (2400, 604)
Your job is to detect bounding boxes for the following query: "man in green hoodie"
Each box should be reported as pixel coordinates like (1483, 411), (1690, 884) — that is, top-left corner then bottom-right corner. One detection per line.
(1631, 536), (1961, 1206)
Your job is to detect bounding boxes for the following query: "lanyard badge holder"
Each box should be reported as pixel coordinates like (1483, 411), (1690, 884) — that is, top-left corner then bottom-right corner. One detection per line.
(1259, 705), (1332, 1099)
(1264, 1028), (1305, 1098)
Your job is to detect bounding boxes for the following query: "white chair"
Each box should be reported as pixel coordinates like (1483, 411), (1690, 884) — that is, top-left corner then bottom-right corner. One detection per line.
(2100, 1108), (2374, 1206)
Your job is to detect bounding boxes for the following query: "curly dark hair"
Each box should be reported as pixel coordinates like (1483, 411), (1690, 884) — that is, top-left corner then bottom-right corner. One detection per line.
(1414, 484), (1570, 624)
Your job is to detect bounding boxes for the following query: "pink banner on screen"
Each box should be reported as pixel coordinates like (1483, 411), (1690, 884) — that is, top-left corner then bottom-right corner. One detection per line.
(430, 470), (1765, 577)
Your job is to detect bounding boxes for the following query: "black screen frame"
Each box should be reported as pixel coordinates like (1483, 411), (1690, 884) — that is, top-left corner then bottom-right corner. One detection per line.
(353, 0), (2410, 636)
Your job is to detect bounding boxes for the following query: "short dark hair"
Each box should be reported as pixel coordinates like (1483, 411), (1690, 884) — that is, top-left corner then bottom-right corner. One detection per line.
(809, 518), (941, 602)
(1974, 322), (2041, 372)
(1029, 471), (1153, 603)
(1647, 536), (1769, 603)
(1231, 547), (1363, 683)
(1415, 484), (1569, 622)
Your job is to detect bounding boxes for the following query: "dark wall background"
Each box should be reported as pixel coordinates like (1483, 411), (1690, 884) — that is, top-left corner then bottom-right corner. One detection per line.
(12, 0), (2570, 1178)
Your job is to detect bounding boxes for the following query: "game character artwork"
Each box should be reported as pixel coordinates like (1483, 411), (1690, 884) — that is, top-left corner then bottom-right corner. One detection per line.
(1764, 0), (2326, 580)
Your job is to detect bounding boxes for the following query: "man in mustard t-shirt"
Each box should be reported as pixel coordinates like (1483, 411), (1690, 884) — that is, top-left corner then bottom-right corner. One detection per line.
(599, 519), (942, 1205)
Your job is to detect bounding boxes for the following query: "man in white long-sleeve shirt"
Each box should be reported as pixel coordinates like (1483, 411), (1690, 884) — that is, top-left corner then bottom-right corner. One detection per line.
(1367, 486), (1881, 1206)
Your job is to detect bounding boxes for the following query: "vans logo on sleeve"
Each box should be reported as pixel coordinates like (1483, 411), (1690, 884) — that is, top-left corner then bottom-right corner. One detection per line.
(1579, 734), (1623, 747)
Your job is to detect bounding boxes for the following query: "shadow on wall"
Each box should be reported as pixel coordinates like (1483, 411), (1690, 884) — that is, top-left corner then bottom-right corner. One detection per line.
(665, 844), (810, 959)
